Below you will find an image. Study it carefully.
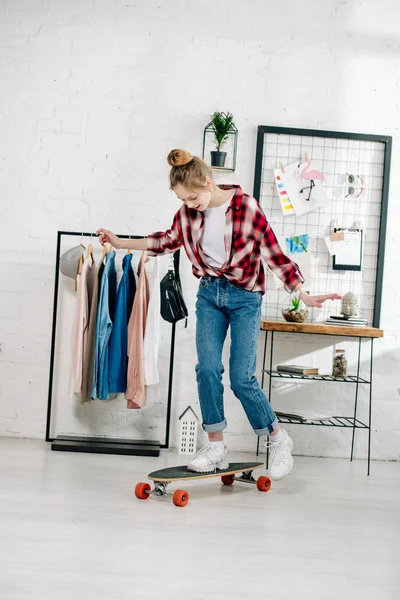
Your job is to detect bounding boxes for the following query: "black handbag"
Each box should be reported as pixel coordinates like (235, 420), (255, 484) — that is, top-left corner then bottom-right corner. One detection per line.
(160, 252), (188, 325)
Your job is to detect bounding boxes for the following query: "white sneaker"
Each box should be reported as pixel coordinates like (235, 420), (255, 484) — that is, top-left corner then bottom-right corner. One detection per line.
(187, 445), (229, 473)
(266, 430), (294, 480)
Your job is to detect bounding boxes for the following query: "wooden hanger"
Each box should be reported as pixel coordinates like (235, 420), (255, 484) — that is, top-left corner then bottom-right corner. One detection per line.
(75, 254), (83, 291)
(101, 242), (109, 262)
(77, 254), (83, 275)
(86, 243), (95, 265)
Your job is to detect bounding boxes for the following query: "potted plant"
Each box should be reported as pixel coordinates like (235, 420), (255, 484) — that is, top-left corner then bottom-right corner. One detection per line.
(209, 111), (235, 168)
(282, 296), (308, 323)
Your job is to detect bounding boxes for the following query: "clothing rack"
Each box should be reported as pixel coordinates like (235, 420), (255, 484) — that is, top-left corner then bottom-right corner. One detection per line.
(45, 230), (178, 457)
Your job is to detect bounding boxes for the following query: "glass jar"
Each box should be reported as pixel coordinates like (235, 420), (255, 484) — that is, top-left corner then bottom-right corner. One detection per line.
(281, 298), (308, 323)
(332, 348), (347, 379)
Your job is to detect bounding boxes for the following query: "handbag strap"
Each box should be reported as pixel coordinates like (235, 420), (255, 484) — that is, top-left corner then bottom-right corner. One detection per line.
(173, 250), (187, 328)
(173, 251), (181, 283)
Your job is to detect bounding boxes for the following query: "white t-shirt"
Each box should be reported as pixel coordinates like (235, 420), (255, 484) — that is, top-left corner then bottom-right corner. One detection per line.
(201, 196), (232, 268)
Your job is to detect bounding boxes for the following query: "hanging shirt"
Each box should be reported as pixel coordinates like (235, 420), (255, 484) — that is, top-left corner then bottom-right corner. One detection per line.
(91, 251), (117, 400)
(109, 253), (136, 393)
(144, 257), (160, 385)
(200, 196), (232, 267)
(146, 185), (304, 293)
(125, 254), (150, 409)
(81, 259), (105, 402)
(71, 257), (96, 394)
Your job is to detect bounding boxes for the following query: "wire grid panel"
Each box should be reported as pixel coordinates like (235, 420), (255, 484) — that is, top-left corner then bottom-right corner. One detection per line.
(259, 132), (385, 325)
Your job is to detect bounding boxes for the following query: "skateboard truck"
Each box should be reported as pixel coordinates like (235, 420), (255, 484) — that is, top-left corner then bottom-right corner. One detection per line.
(234, 470), (257, 483)
(151, 482), (171, 497)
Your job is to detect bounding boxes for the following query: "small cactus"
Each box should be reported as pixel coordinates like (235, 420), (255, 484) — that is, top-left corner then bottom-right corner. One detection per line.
(291, 296), (301, 311)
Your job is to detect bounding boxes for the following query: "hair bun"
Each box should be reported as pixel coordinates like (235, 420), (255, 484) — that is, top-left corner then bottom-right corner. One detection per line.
(167, 149), (193, 167)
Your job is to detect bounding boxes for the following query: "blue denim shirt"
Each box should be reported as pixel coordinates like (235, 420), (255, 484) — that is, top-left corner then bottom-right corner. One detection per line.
(109, 253), (136, 393)
(91, 251), (117, 400)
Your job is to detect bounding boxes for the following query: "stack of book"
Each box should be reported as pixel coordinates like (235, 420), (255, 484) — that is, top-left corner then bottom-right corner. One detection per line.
(325, 315), (368, 327)
(277, 365), (319, 375)
(275, 411), (333, 423)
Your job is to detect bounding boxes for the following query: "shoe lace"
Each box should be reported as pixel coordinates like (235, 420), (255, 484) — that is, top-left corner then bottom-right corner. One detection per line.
(192, 445), (220, 473)
(266, 440), (291, 467)
(195, 444), (225, 461)
(195, 445), (212, 457)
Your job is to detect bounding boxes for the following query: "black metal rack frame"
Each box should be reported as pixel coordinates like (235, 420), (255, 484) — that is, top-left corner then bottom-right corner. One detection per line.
(45, 230), (178, 457)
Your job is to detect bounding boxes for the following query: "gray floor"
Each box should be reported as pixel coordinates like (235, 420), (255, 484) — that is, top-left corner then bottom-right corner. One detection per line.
(0, 438), (399, 600)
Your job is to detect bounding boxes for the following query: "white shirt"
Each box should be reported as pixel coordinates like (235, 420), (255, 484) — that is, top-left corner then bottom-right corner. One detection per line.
(201, 196), (232, 268)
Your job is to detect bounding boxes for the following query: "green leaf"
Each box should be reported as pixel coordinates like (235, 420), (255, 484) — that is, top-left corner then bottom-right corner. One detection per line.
(291, 297), (301, 311)
(210, 111), (235, 151)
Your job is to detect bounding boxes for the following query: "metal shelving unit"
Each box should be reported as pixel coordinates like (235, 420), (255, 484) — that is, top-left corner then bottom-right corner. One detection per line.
(256, 322), (384, 475)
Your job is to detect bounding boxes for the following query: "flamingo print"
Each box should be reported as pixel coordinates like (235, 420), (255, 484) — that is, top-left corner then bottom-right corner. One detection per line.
(297, 157), (325, 201)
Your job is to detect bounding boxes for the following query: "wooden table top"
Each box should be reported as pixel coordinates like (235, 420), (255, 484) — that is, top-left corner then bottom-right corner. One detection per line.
(260, 319), (384, 338)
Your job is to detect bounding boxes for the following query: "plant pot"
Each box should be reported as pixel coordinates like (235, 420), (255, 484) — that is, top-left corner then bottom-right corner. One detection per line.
(210, 151), (227, 168)
(281, 308), (308, 323)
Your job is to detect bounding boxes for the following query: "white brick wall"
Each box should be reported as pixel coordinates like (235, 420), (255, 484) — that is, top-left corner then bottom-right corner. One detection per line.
(1, 0), (399, 460)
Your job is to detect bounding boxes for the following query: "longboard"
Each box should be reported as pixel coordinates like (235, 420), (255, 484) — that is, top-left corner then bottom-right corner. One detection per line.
(134, 462), (271, 507)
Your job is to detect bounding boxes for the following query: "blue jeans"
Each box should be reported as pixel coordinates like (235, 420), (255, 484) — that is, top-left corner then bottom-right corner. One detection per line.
(195, 276), (278, 436)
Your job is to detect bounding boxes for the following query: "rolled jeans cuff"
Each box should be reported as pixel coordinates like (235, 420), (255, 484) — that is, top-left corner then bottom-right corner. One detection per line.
(254, 418), (279, 436)
(202, 419), (228, 433)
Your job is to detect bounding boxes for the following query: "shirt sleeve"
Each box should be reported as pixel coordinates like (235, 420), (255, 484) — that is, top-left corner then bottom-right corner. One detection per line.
(146, 211), (183, 256)
(254, 202), (305, 293)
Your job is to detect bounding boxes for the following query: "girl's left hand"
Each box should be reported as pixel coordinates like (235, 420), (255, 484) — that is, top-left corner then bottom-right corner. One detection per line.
(301, 293), (342, 308)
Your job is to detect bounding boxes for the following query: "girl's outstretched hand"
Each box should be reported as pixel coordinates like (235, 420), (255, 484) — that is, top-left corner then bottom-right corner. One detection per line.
(301, 293), (342, 308)
(96, 228), (120, 249)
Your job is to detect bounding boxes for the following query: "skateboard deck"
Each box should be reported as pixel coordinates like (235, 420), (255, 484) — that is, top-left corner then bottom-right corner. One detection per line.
(148, 462), (263, 482)
(134, 462), (271, 507)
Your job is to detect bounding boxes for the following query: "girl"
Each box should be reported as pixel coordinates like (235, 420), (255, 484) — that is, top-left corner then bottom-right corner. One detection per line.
(97, 149), (340, 480)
